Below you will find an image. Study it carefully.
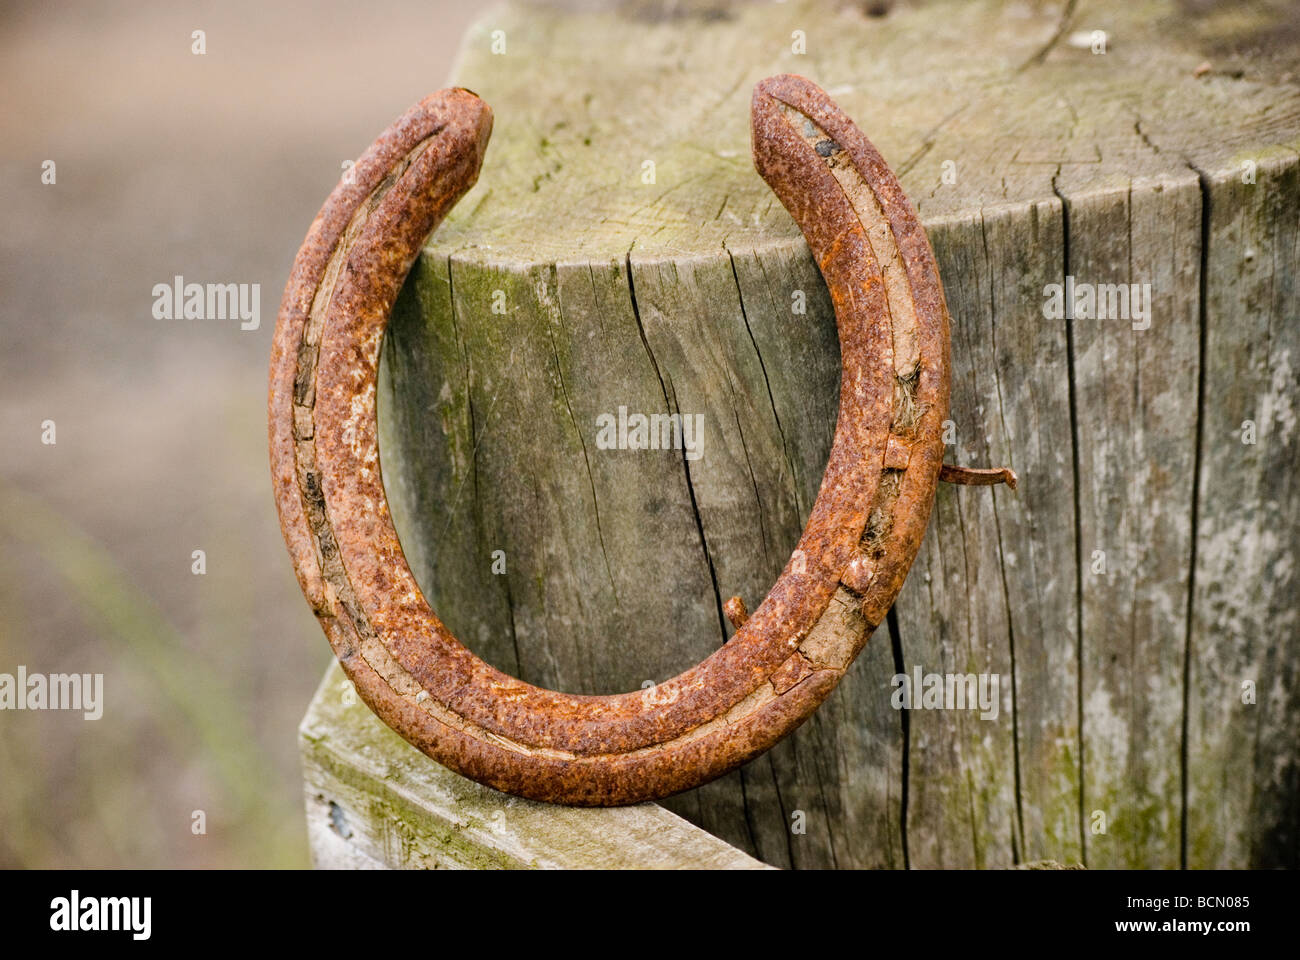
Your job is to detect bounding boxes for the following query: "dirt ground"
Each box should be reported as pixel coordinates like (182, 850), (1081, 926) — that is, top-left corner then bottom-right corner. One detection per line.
(0, 0), (478, 867)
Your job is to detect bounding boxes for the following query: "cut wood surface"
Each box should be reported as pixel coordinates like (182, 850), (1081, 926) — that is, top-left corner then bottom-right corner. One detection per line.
(301, 663), (769, 868)
(365, 0), (1300, 867)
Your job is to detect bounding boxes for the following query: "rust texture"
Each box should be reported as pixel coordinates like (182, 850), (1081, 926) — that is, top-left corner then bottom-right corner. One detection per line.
(269, 76), (999, 806)
(723, 595), (750, 629)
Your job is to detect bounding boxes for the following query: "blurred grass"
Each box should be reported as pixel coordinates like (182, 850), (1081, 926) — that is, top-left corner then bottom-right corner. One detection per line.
(0, 480), (307, 868)
(0, 0), (479, 868)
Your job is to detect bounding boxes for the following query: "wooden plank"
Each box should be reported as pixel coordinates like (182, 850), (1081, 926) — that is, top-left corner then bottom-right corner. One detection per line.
(973, 202), (1083, 865)
(380, 256), (518, 674)
(1063, 173), (1203, 868)
(891, 202), (1079, 867)
(300, 663), (769, 869)
(625, 249), (814, 860)
(1186, 154), (1300, 868)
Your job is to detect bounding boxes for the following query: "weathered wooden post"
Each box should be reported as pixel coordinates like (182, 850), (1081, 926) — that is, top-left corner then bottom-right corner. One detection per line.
(300, 0), (1300, 868)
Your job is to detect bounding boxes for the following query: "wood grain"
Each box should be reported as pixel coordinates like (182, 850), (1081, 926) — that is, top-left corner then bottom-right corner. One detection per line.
(368, 0), (1300, 867)
(301, 664), (769, 869)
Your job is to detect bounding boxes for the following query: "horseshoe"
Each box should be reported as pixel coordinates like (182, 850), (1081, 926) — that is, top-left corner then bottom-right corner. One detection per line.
(269, 76), (1013, 806)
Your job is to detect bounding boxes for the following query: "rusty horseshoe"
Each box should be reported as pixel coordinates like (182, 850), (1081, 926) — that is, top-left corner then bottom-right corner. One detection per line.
(269, 76), (1014, 806)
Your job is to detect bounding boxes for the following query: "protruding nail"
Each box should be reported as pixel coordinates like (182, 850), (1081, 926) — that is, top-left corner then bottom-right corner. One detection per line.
(724, 595), (749, 629)
(939, 464), (1019, 490)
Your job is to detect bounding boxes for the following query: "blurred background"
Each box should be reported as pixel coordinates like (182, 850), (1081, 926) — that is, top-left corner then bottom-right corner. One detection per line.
(0, 0), (481, 868)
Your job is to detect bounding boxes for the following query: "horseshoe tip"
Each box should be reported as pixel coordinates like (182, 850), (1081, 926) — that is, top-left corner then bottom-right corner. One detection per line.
(754, 73), (817, 96)
(427, 87), (494, 131)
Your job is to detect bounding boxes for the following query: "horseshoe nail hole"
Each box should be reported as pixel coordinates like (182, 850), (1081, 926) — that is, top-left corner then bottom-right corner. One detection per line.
(893, 372), (922, 433)
(863, 2), (893, 17)
(863, 471), (902, 548)
(779, 103), (922, 380)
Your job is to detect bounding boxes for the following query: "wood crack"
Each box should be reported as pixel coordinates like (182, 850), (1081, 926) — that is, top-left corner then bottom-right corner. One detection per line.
(624, 253), (730, 645)
(1051, 169), (1089, 867)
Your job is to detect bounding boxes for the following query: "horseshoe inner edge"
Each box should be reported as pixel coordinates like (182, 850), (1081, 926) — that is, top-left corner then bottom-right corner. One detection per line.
(269, 76), (951, 805)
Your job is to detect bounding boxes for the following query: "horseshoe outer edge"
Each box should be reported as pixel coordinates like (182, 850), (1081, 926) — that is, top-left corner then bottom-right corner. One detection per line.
(268, 76), (951, 806)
